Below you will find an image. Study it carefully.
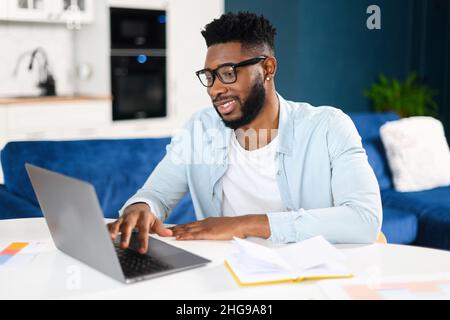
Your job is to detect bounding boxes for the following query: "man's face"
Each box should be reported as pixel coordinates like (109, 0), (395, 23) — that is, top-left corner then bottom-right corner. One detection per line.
(203, 42), (267, 129)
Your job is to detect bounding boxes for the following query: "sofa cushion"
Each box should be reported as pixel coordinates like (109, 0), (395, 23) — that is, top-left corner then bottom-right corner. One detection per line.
(0, 139), (196, 221)
(380, 117), (450, 192)
(349, 112), (400, 190)
(0, 185), (41, 219)
(381, 207), (418, 245)
(381, 186), (450, 217)
(381, 187), (450, 249)
(414, 206), (450, 250)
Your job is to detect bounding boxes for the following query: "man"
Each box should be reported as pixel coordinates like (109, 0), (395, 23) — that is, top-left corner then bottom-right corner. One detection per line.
(108, 12), (382, 254)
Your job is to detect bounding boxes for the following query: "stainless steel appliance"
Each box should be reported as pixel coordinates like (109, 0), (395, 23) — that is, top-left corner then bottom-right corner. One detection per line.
(110, 7), (167, 120)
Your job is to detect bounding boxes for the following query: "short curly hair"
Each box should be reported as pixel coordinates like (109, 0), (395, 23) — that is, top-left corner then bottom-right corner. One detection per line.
(201, 12), (277, 54)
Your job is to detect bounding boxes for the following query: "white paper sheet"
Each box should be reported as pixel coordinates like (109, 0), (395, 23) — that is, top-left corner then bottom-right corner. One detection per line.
(227, 236), (352, 284)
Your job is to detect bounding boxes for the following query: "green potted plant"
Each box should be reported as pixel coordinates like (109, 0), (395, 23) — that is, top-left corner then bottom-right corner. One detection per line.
(364, 73), (439, 118)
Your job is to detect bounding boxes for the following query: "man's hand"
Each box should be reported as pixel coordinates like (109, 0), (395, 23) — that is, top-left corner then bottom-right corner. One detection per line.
(170, 215), (271, 240)
(107, 203), (172, 254)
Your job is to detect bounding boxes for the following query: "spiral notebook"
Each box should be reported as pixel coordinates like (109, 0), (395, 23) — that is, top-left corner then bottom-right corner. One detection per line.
(224, 236), (353, 286)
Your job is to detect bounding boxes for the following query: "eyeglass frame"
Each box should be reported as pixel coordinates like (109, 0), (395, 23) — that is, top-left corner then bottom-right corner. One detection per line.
(195, 56), (268, 88)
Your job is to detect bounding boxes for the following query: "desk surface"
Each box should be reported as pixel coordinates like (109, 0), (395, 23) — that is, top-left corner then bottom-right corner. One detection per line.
(1, 218), (450, 300)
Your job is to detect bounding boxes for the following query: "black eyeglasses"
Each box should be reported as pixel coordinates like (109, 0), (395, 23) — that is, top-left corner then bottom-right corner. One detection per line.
(195, 56), (267, 87)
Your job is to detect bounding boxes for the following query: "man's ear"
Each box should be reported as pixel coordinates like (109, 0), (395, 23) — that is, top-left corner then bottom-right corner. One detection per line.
(264, 56), (277, 79)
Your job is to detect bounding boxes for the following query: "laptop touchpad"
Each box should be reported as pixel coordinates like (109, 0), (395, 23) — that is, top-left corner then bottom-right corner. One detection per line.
(147, 237), (185, 257)
(128, 232), (185, 257)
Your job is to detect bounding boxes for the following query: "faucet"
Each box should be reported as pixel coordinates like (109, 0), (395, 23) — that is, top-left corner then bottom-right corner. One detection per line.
(28, 47), (57, 96)
(13, 47), (57, 96)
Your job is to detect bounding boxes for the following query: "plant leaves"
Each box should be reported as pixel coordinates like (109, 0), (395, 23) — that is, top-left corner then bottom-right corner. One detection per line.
(364, 72), (439, 117)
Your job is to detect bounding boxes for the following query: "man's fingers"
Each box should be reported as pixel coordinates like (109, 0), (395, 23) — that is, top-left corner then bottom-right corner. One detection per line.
(107, 222), (114, 234)
(169, 225), (185, 234)
(171, 221), (205, 236)
(120, 218), (138, 249)
(152, 219), (173, 237)
(172, 223), (208, 240)
(170, 222), (197, 232)
(175, 231), (206, 241)
(137, 215), (151, 254)
(172, 225), (202, 237)
(108, 219), (122, 240)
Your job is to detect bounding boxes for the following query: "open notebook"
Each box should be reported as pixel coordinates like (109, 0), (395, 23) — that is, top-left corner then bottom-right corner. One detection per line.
(225, 236), (353, 286)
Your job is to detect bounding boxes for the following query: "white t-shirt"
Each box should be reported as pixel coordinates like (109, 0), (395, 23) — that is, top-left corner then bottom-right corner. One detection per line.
(123, 131), (286, 218)
(221, 132), (285, 216)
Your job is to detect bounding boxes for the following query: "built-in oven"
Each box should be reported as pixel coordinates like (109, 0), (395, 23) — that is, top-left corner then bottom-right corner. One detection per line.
(110, 7), (167, 120)
(111, 54), (166, 120)
(110, 7), (166, 50)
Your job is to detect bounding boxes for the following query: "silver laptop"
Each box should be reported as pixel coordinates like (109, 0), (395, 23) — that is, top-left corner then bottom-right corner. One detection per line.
(25, 163), (210, 284)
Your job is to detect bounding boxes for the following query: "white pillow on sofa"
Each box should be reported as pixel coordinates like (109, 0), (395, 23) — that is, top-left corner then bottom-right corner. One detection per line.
(380, 116), (450, 192)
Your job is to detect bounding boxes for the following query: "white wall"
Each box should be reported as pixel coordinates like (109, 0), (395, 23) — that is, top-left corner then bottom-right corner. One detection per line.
(73, 0), (110, 96)
(167, 0), (224, 129)
(0, 0), (224, 135)
(0, 21), (76, 97)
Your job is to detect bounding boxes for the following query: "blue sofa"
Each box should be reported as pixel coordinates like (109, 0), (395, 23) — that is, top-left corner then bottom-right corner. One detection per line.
(349, 112), (450, 250)
(1, 112), (449, 250)
(0, 138), (196, 224)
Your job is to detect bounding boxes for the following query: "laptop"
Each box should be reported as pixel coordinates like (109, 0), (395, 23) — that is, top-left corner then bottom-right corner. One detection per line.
(25, 163), (211, 284)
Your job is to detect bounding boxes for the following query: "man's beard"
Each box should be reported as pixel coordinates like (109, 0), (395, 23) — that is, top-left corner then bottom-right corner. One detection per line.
(214, 78), (266, 130)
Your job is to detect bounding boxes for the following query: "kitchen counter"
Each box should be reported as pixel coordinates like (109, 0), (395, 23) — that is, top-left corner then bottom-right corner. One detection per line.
(0, 96), (112, 105)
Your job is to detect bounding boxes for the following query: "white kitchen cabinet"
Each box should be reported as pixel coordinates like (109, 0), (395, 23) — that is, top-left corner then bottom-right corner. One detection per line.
(6, 0), (57, 22)
(0, 1), (8, 20)
(0, 98), (111, 183)
(3, 0), (94, 24)
(6, 0), (51, 22)
(5, 101), (109, 134)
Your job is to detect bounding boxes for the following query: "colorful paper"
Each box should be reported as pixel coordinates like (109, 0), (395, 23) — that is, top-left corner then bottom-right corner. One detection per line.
(0, 242), (29, 265)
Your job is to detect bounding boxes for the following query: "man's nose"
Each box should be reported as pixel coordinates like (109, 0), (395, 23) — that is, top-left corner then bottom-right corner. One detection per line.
(208, 76), (228, 99)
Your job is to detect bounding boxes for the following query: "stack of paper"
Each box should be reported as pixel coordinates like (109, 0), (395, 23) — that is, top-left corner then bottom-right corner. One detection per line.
(225, 236), (353, 286)
(0, 241), (54, 268)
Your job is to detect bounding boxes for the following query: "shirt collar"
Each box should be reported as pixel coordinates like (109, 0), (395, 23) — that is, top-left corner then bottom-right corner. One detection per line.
(213, 92), (294, 155)
(276, 93), (294, 155)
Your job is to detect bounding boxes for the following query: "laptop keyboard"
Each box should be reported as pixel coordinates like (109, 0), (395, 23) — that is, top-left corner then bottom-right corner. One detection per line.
(114, 243), (174, 279)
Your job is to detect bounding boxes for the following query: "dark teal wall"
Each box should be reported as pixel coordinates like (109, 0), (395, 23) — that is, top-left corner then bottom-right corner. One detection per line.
(416, 0), (450, 135)
(225, 0), (450, 128)
(295, 0), (413, 112)
(224, 0), (303, 102)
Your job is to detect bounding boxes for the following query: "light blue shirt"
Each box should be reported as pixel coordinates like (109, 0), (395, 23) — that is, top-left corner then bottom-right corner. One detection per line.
(120, 93), (382, 244)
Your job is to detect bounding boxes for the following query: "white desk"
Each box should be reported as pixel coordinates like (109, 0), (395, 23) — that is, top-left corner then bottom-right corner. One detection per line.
(2, 218), (450, 299)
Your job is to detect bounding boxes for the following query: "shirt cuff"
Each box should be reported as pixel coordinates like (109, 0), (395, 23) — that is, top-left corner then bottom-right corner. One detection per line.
(118, 197), (162, 221)
(266, 210), (304, 244)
